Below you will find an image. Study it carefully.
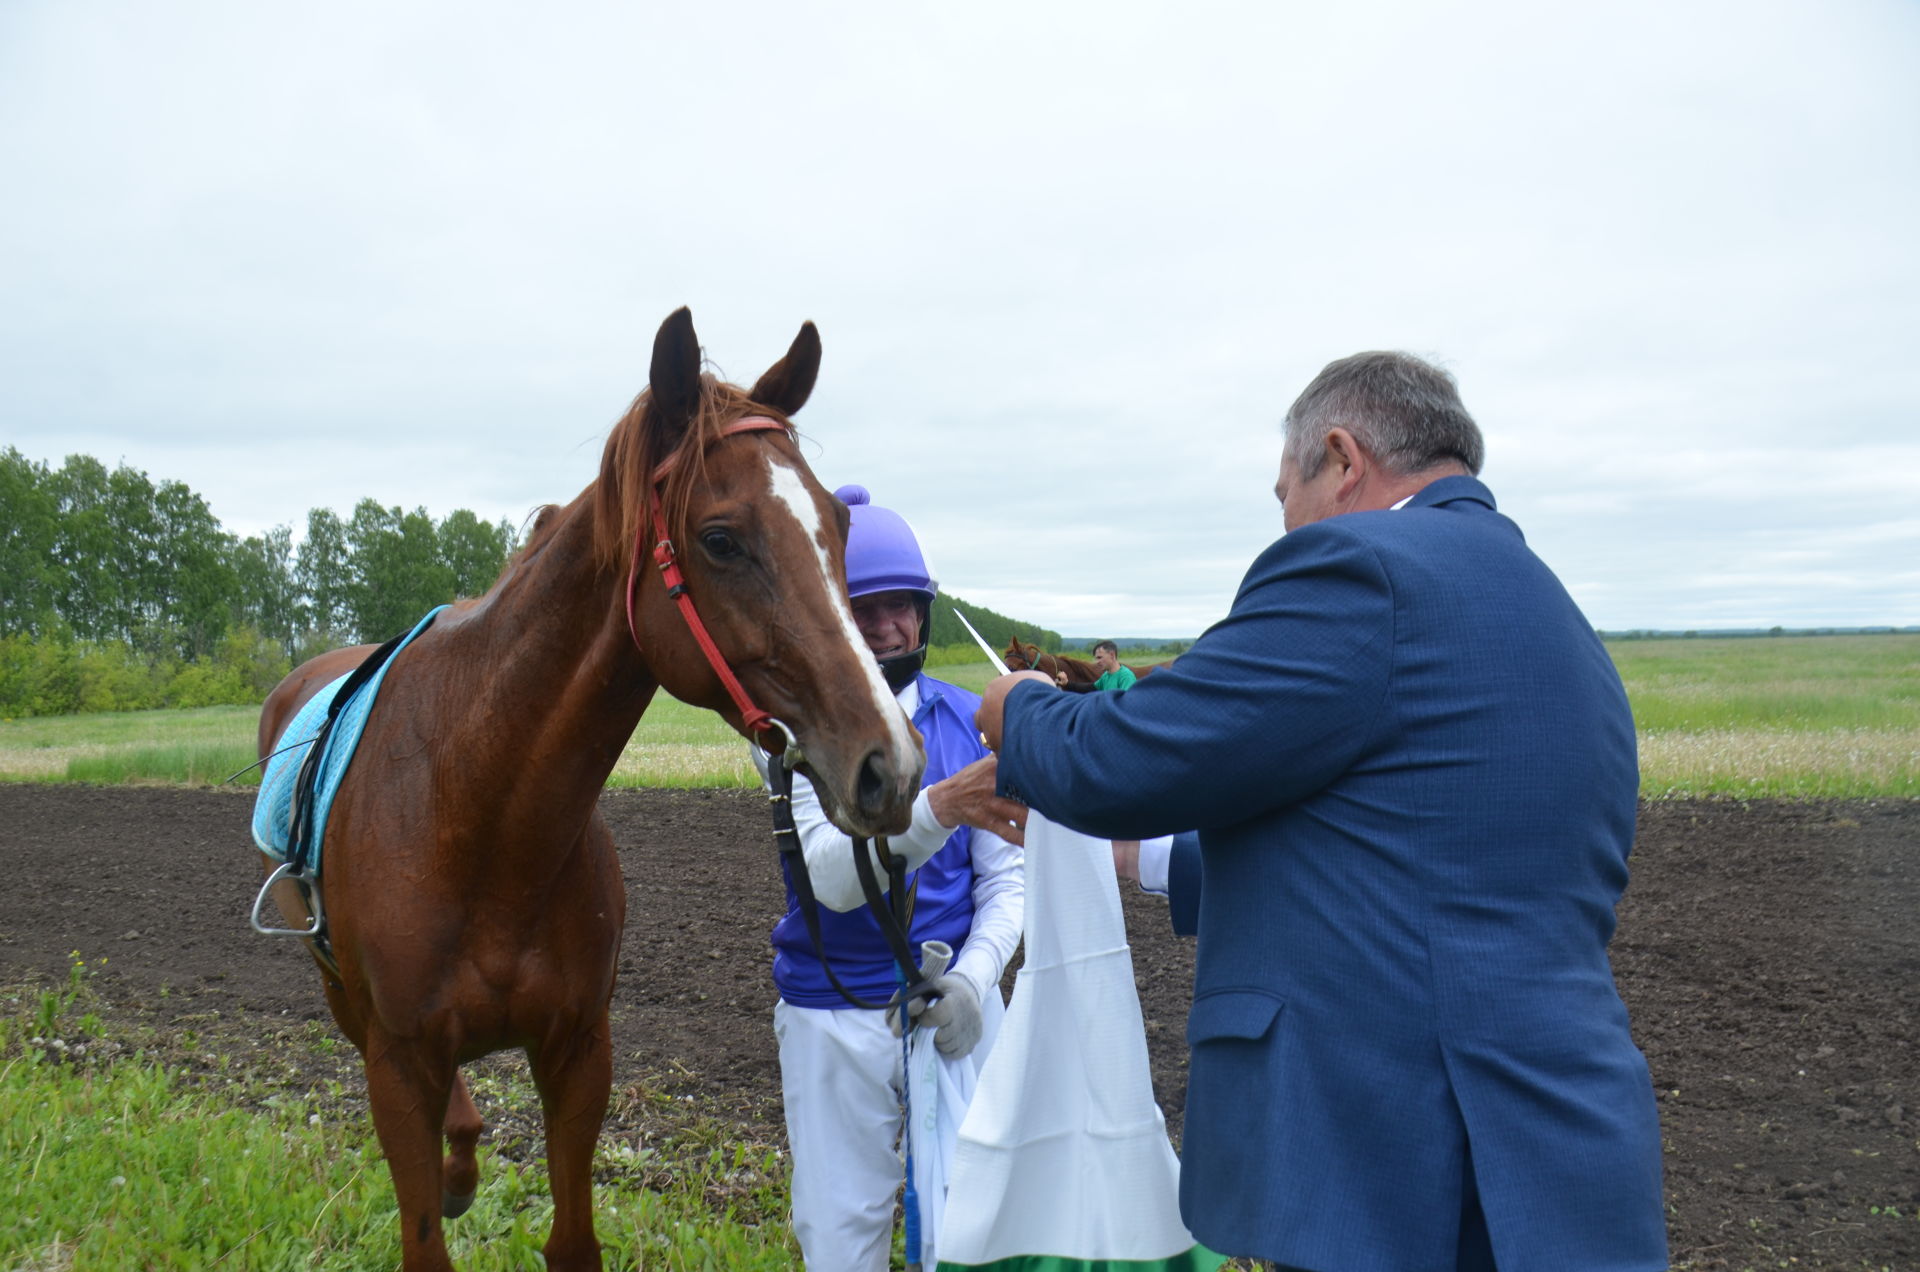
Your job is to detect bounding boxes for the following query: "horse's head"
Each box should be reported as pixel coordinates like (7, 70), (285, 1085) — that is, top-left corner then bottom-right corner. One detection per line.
(598, 308), (924, 837)
(1004, 640), (1057, 677)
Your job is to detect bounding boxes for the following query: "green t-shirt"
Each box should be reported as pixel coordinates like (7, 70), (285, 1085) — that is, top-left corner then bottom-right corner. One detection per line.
(1093, 665), (1137, 691)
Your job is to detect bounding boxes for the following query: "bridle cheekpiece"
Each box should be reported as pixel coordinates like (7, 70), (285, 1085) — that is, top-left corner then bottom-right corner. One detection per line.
(623, 413), (792, 739)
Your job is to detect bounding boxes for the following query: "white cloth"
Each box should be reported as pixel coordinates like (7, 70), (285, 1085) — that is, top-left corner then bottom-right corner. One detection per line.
(1135, 834), (1175, 896)
(938, 811), (1200, 1265)
(776, 992), (1007, 1272)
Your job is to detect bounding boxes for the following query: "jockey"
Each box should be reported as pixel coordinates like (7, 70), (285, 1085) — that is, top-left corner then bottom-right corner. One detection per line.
(755, 484), (1027, 1272)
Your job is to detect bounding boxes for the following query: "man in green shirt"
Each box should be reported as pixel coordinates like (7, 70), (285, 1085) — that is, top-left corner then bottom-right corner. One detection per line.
(1058, 639), (1137, 692)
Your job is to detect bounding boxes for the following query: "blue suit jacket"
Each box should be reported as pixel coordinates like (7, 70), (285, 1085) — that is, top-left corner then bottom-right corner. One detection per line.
(999, 478), (1666, 1272)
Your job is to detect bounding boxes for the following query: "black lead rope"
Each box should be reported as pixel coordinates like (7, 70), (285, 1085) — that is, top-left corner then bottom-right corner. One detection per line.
(769, 756), (942, 1015)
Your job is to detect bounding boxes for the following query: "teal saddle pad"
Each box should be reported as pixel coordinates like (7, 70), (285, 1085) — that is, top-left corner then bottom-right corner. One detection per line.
(250, 607), (446, 871)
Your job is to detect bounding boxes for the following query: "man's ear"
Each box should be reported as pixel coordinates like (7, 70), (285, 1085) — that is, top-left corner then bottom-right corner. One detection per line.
(1325, 428), (1368, 500)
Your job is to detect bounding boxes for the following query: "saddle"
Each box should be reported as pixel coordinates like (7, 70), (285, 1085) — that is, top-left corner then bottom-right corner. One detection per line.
(248, 607), (446, 965)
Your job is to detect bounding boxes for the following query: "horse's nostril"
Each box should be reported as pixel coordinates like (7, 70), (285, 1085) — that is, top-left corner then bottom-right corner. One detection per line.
(855, 751), (891, 814)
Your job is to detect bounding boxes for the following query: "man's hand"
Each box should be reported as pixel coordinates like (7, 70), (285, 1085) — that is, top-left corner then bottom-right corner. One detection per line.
(975, 669), (1055, 752)
(927, 755), (1027, 846)
(891, 974), (984, 1059)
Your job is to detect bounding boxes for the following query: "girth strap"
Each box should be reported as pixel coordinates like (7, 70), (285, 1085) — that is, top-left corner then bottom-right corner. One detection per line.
(264, 607), (445, 981)
(286, 610), (443, 875)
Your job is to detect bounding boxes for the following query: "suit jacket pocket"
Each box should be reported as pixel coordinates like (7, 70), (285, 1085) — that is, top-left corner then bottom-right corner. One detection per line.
(1187, 987), (1286, 1046)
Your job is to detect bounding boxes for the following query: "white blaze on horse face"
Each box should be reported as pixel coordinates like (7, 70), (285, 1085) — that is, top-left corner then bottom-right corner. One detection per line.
(762, 456), (919, 762)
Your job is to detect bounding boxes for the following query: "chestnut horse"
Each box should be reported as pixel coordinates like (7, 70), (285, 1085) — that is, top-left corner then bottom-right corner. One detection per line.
(254, 308), (923, 1271)
(1003, 639), (1166, 683)
(1003, 638), (1098, 684)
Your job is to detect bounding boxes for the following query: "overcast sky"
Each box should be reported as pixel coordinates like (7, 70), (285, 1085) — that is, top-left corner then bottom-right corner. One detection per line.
(3, 1), (1914, 637)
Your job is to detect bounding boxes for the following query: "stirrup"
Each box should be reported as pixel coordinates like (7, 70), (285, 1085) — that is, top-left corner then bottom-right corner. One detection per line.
(251, 861), (326, 938)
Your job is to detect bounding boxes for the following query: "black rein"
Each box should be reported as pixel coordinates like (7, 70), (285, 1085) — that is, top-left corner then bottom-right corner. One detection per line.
(768, 756), (943, 1014)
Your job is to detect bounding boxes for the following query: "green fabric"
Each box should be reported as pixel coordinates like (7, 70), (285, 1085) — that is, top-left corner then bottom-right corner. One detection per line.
(938, 1247), (1224, 1272)
(1093, 665), (1137, 692)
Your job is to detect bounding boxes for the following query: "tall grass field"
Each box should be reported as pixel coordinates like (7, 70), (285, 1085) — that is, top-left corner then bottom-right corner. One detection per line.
(0, 634), (1912, 798)
(1607, 633), (1918, 797)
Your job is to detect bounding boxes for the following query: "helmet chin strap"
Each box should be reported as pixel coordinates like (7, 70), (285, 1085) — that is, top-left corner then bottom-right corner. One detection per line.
(877, 646), (927, 693)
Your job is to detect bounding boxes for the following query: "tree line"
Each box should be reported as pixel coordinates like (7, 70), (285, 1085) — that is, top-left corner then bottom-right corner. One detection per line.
(929, 599), (1060, 659)
(0, 449), (519, 717)
(0, 449), (1083, 719)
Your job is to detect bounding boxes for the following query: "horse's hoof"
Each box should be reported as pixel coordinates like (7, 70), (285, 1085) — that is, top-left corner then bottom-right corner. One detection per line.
(441, 1190), (476, 1219)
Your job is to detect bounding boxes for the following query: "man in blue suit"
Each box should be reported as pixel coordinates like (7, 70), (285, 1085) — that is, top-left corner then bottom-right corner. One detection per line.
(977, 352), (1667, 1271)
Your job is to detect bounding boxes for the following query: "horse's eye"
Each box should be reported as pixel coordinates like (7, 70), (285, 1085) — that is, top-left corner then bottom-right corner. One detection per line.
(700, 528), (741, 559)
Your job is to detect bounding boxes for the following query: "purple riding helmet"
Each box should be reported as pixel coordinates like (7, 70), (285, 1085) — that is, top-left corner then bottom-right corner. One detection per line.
(837, 484), (937, 693)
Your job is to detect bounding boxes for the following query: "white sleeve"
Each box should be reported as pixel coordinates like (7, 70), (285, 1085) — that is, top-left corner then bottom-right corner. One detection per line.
(950, 824), (1025, 1005)
(1136, 834), (1174, 897)
(751, 745), (958, 913)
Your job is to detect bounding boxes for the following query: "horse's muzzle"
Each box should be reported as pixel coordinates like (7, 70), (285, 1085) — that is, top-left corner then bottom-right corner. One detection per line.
(847, 747), (921, 838)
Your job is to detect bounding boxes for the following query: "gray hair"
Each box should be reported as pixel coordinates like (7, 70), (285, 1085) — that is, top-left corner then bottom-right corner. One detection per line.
(1282, 351), (1484, 480)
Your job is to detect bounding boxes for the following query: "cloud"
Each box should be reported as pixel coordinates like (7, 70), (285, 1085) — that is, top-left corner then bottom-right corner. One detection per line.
(2, 0), (1915, 635)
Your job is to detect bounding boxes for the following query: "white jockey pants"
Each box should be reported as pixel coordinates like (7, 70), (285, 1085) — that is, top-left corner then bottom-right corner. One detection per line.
(775, 993), (1005, 1271)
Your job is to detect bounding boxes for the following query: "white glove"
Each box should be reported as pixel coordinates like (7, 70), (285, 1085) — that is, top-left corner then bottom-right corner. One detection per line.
(888, 974), (985, 1059)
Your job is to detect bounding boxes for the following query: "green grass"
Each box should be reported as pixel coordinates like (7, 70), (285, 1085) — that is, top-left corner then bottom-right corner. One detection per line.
(64, 741), (266, 787)
(0, 705), (260, 783)
(1608, 634), (1919, 798)
(1607, 633), (1920, 731)
(0, 698), (764, 792)
(1, 635), (1914, 798)
(603, 693), (762, 790)
(0, 988), (800, 1271)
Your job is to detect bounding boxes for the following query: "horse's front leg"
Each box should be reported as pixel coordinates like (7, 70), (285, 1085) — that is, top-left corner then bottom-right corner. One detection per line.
(363, 1027), (459, 1272)
(529, 1016), (614, 1272)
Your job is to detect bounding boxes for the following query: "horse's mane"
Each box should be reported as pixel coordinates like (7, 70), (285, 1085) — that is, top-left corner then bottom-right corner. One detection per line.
(480, 503), (565, 593)
(591, 376), (784, 574)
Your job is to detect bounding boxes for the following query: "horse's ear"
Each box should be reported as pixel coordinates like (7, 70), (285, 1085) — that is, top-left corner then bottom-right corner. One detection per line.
(649, 307), (703, 440)
(749, 321), (821, 417)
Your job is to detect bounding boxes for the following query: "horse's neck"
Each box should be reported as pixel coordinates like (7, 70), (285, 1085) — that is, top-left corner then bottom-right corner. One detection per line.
(456, 495), (658, 787)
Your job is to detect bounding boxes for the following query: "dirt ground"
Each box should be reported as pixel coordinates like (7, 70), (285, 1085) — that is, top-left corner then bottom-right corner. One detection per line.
(2, 784), (1916, 1270)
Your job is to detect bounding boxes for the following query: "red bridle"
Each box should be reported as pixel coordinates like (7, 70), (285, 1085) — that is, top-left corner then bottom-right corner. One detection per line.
(639, 417), (932, 1016)
(623, 414), (795, 738)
